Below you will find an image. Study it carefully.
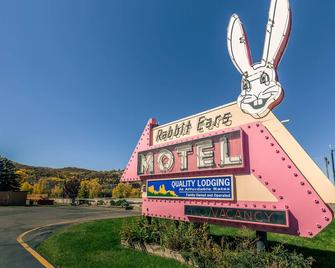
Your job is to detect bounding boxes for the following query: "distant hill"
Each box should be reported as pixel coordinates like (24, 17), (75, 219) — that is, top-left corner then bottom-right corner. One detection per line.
(14, 162), (123, 186)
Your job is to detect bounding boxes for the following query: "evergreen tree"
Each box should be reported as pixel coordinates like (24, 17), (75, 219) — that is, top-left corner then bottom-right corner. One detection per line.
(63, 178), (80, 205)
(0, 156), (21, 191)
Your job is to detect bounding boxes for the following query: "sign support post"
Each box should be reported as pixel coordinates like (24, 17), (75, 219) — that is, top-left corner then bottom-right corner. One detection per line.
(146, 216), (152, 224)
(256, 231), (268, 252)
(325, 157), (330, 179)
(330, 149), (335, 184)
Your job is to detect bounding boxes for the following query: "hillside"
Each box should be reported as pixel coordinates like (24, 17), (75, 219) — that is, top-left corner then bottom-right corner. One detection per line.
(14, 162), (123, 186)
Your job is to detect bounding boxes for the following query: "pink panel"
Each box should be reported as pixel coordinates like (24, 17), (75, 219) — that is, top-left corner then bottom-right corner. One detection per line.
(140, 122), (334, 237)
(243, 123), (333, 237)
(120, 118), (157, 182)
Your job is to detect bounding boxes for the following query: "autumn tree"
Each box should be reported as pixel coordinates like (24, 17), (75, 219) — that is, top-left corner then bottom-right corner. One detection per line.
(78, 180), (89, 198)
(33, 179), (49, 195)
(21, 182), (33, 193)
(16, 169), (30, 183)
(51, 185), (62, 198)
(112, 183), (133, 198)
(130, 188), (141, 198)
(63, 178), (80, 205)
(78, 179), (102, 198)
(0, 156), (20, 191)
(88, 179), (102, 198)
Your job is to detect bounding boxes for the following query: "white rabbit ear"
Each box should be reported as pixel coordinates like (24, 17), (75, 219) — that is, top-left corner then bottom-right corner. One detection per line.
(262, 0), (291, 68)
(227, 14), (253, 75)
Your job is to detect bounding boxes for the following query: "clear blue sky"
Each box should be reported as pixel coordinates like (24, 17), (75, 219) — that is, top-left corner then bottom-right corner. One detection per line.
(0, 0), (334, 173)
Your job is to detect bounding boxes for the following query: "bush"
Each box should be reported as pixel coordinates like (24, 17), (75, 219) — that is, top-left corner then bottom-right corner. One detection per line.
(78, 199), (91, 205)
(120, 217), (160, 245)
(97, 200), (105, 206)
(110, 199), (130, 208)
(120, 217), (314, 268)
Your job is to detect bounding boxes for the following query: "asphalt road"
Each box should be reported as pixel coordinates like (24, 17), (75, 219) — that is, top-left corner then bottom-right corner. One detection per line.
(0, 206), (140, 268)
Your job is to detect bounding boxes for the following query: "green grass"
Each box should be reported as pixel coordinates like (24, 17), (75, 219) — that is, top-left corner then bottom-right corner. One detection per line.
(38, 217), (335, 268)
(37, 218), (187, 268)
(210, 221), (335, 267)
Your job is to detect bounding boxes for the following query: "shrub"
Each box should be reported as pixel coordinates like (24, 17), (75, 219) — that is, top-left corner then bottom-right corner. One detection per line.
(78, 199), (90, 205)
(97, 200), (105, 206)
(120, 217), (160, 245)
(120, 217), (314, 268)
(117, 199), (129, 207)
(110, 199), (130, 208)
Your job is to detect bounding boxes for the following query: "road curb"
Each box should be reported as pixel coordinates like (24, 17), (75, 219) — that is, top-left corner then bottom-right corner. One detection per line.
(17, 226), (55, 268)
(16, 212), (140, 268)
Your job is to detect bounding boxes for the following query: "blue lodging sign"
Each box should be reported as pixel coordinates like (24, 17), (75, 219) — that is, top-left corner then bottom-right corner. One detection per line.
(146, 176), (234, 200)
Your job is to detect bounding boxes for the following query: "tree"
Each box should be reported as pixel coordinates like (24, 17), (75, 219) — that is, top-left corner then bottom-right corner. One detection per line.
(129, 188), (141, 198)
(112, 183), (132, 198)
(88, 178), (102, 198)
(78, 179), (102, 198)
(33, 179), (49, 194)
(78, 180), (90, 198)
(63, 178), (80, 205)
(0, 156), (20, 191)
(16, 169), (30, 182)
(51, 185), (62, 198)
(20, 182), (33, 194)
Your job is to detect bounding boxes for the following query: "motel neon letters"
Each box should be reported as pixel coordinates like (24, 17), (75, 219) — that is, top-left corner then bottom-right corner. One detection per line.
(138, 130), (243, 175)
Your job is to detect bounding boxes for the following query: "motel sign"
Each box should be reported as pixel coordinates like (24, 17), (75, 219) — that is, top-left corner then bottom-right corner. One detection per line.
(138, 130), (243, 175)
(121, 0), (335, 238)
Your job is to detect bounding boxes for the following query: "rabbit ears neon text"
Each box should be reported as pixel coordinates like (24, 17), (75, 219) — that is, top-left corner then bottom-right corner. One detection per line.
(227, 0), (291, 118)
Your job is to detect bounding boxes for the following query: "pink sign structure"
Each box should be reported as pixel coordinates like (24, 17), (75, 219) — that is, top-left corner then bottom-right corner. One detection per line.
(122, 110), (335, 237)
(121, 0), (335, 238)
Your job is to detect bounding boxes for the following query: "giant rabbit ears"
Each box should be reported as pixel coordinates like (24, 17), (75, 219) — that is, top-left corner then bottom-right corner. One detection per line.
(227, 14), (253, 75)
(262, 0), (291, 68)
